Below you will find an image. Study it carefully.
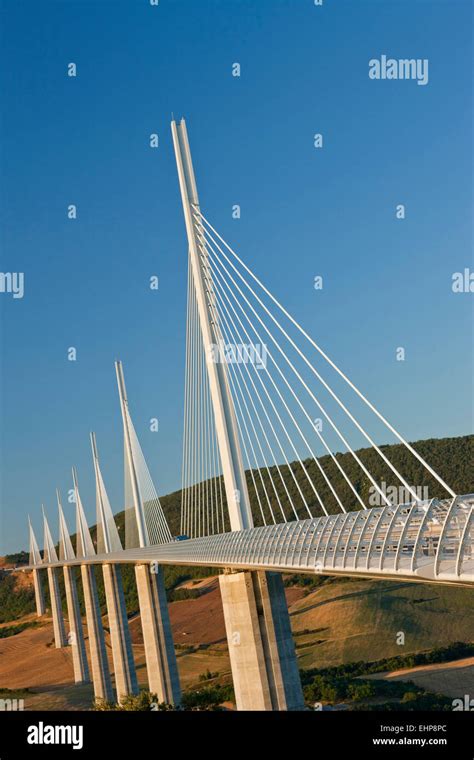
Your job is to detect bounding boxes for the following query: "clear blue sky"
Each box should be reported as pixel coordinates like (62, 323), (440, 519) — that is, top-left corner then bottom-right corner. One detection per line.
(0, 0), (472, 553)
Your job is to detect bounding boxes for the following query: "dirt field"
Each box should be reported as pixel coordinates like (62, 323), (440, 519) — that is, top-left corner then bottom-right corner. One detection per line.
(0, 576), (304, 709)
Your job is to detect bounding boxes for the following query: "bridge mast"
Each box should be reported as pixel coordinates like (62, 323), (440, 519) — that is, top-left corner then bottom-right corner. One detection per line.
(171, 118), (252, 532)
(115, 360), (181, 705)
(172, 119), (304, 710)
(115, 359), (149, 548)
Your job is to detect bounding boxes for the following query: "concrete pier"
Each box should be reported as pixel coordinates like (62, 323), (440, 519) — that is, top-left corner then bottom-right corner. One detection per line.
(102, 563), (138, 701)
(219, 570), (304, 711)
(135, 564), (181, 705)
(63, 566), (90, 684)
(32, 568), (45, 617)
(81, 564), (113, 701)
(47, 566), (67, 648)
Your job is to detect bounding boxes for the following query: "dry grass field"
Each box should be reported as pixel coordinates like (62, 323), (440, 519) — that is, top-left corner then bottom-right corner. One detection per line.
(0, 574), (473, 710)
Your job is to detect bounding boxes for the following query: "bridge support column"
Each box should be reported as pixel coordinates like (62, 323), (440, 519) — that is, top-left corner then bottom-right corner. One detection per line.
(81, 564), (114, 702)
(47, 567), (67, 648)
(102, 563), (138, 701)
(135, 564), (181, 705)
(32, 568), (45, 617)
(63, 566), (90, 684)
(219, 570), (304, 711)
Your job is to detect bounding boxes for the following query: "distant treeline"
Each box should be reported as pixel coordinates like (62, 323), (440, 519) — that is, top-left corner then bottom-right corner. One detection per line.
(301, 642), (474, 710)
(300, 641), (474, 683)
(156, 434), (474, 535)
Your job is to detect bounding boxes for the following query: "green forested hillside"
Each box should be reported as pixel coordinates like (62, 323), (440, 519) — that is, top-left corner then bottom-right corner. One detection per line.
(7, 433), (474, 564)
(159, 433), (473, 535)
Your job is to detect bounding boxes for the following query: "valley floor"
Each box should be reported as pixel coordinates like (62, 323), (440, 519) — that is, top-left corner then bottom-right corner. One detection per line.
(0, 575), (473, 710)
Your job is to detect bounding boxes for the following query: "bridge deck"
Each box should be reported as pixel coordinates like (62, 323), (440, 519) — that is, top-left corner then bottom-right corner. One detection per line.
(21, 497), (474, 588)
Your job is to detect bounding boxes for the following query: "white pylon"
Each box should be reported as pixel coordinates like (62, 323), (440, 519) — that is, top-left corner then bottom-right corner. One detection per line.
(90, 432), (122, 554)
(115, 360), (149, 548)
(28, 516), (42, 566)
(72, 467), (95, 558)
(57, 489), (75, 561)
(42, 506), (59, 563)
(171, 118), (252, 533)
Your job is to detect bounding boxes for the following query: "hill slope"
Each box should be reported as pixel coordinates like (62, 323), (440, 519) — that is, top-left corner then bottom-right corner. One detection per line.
(289, 577), (474, 669)
(111, 433), (474, 538)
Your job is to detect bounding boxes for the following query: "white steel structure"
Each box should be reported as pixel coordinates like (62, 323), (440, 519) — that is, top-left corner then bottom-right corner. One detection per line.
(116, 360), (172, 549)
(172, 119), (253, 533)
(28, 495), (474, 587)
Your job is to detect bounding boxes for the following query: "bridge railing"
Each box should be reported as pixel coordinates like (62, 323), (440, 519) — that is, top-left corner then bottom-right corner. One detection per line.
(21, 496), (474, 587)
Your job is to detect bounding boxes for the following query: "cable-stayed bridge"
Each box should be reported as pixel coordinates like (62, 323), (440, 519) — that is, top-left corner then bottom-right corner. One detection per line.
(20, 120), (473, 711)
(32, 497), (474, 587)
